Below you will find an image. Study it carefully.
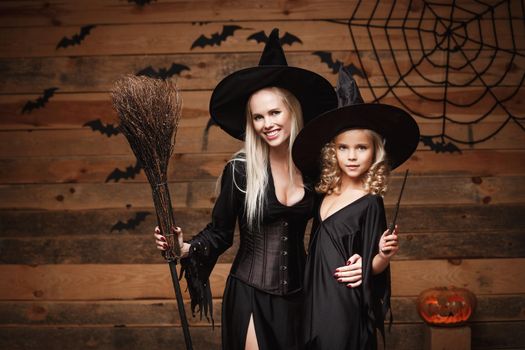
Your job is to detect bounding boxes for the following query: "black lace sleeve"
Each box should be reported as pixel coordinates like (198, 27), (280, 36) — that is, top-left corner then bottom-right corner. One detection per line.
(179, 158), (245, 325)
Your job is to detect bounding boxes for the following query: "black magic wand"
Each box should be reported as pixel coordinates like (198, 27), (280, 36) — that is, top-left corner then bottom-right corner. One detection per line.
(387, 169), (409, 235)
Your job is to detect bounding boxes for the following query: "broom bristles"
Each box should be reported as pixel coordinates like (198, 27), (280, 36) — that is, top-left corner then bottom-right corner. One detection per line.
(110, 75), (182, 259)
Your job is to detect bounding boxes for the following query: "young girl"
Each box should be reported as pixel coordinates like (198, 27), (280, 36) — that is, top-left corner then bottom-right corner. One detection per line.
(154, 29), (341, 350)
(292, 68), (420, 349)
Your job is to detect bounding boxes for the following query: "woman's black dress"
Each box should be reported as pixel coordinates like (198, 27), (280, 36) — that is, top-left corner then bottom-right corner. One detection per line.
(182, 157), (315, 350)
(302, 194), (391, 350)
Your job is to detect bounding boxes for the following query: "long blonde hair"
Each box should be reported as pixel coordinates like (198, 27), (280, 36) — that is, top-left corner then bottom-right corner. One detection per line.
(231, 87), (304, 230)
(316, 129), (390, 196)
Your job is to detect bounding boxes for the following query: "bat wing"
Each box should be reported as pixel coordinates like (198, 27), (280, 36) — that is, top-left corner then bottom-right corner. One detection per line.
(136, 66), (157, 78)
(83, 119), (119, 137)
(312, 51), (339, 72)
(167, 63), (190, 77)
(79, 25), (95, 40)
(219, 25), (242, 42)
(125, 164), (141, 179)
(443, 142), (461, 154)
(84, 119), (104, 131)
(191, 34), (211, 49)
(128, 212), (151, 229)
(280, 32), (303, 46)
(247, 31), (268, 44)
(42, 87), (58, 101)
(420, 136), (433, 148)
(110, 220), (127, 232)
(56, 37), (73, 49)
(345, 63), (366, 78)
(21, 101), (37, 114)
(105, 168), (125, 183)
(104, 123), (120, 137)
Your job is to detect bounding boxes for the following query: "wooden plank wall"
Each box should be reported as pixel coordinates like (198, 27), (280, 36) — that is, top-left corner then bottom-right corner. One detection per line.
(0, 1), (524, 349)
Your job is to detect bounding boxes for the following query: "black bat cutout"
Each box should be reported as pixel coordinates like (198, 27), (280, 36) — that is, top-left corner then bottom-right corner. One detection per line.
(105, 161), (142, 183)
(312, 51), (366, 77)
(191, 25), (243, 49)
(201, 117), (218, 151)
(136, 63), (190, 80)
(21, 87), (59, 114)
(247, 30), (303, 46)
(111, 211), (151, 232)
(128, 0), (156, 6)
(56, 25), (96, 49)
(420, 136), (462, 154)
(83, 119), (120, 137)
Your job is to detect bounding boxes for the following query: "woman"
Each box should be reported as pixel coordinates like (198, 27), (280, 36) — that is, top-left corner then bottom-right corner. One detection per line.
(292, 68), (420, 349)
(154, 29), (341, 350)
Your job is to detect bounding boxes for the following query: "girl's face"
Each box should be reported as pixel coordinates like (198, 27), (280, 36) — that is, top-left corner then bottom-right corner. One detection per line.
(249, 89), (292, 148)
(334, 129), (374, 180)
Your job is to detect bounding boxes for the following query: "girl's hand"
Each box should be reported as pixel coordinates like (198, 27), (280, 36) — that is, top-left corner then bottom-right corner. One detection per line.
(378, 225), (399, 259)
(334, 253), (362, 288)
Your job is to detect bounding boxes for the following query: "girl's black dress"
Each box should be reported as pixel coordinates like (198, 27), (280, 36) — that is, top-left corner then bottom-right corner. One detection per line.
(302, 194), (391, 350)
(182, 157), (315, 350)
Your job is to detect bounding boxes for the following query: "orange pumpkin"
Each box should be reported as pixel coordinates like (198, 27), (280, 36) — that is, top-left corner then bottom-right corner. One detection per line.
(417, 286), (476, 326)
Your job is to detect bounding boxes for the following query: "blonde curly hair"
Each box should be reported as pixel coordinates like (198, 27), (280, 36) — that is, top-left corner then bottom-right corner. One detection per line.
(315, 129), (390, 196)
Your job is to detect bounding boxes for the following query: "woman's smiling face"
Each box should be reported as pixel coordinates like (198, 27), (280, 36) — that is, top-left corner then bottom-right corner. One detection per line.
(249, 88), (292, 149)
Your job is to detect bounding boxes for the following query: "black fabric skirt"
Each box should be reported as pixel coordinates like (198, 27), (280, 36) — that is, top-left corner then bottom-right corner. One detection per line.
(222, 275), (304, 350)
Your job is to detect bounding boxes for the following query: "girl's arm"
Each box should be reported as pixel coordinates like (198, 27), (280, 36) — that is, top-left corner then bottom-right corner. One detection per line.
(372, 225), (399, 275)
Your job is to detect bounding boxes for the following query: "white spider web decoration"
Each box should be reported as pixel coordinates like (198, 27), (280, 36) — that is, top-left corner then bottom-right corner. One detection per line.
(334, 0), (525, 152)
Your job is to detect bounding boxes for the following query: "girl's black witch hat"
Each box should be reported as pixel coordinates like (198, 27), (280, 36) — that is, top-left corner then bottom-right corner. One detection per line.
(292, 67), (420, 179)
(209, 28), (338, 140)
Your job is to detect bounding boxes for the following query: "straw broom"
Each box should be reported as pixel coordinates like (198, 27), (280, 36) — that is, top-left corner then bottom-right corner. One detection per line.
(110, 75), (192, 350)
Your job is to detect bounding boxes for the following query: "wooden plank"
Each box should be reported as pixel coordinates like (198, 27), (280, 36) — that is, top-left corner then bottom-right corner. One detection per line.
(1, 259), (524, 300)
(0, 0), (516, 26)
(1, 88), (523, 130)
(1, 150), (525, 185)
(0, 182), (192, 210)
(2, 50), (524, 93)
(1, 294), (523, 326)
(2, 204), (523, 238)
(0, 299), (223, 326)
(0, 175), (523, 210)
(0, 322), (523, 350)
(0, 326), (222, 350)
(471, 322), (525, 350)
(3, 228), (523, 264)
(1, 119), (523, 158)
(394, 295), (525, 323)
(0, 234), (239, 264)
(0, 208), (214, 237)
(0, 20), (523, 58)
(0, 153), (233, 184)
(0, 91), (208, 129)
(392, 259), (525, 297)
(0, 127), (238, 156)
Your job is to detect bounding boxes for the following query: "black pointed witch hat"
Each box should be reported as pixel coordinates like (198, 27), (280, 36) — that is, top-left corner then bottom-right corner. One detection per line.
(292, 67), (420, 179)
(209, 28), (338, 140)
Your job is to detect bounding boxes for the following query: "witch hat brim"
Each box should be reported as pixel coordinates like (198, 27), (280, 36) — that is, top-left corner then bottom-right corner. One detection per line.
(292, 103), (420, 179)
(209, 29), (337, 140)
(292, 67), (420, 179)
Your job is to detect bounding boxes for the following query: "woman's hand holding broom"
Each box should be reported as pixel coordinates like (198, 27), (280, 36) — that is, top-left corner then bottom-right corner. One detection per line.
(154, 226), (190, 258)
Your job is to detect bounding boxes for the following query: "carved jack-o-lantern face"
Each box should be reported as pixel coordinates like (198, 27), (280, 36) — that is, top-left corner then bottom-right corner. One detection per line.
(417, 287), (477, 326)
